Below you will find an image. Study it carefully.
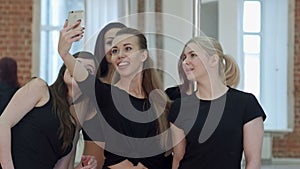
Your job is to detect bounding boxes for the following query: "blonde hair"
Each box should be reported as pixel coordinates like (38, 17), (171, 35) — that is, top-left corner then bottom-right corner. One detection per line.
(185, 36), (240, 88)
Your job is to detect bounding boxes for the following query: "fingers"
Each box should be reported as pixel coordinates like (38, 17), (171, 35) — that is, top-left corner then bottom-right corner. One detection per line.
(61, 27), (84, 42)
(58, 20), (84, 58)
(64, 19), (82, 32)
(61, 19), (84, 40)
(81, 155), (97, 169)
(63, 19), (68, 28)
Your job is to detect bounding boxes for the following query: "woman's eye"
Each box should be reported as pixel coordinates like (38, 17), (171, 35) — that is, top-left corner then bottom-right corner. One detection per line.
(181, 55), (187, 61)
(191, 53), (197, 57)
(111, 48), (118, 54)
(125, 47), (132, 51)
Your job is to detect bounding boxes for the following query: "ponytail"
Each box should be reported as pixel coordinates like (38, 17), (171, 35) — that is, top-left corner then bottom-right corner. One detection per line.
(223, 54), (240, 88)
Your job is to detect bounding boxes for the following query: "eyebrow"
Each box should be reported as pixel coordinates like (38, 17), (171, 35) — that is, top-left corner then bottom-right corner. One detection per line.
(123, 43), (132, 46)
(112, 42), (132, 49)
(187, 50), (195, 54)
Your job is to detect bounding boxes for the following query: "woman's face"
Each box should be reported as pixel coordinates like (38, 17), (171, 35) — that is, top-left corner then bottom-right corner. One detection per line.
(104, 28), (122, 63)
(182, 42), (209, 81)
(110, 34), (147, 78)
(64, 57), (96, 94)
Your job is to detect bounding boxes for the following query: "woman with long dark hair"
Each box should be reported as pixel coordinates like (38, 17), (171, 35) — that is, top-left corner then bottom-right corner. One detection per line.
(0, 52), (97, 169)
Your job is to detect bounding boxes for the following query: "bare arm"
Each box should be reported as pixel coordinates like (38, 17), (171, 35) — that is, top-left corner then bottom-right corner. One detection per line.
(58, 20), (88, 83)
(243, 117), (264, 169)
(82, 141), (105, 169)
(170, 123), (186, 169)
(0, 78), (49, 169)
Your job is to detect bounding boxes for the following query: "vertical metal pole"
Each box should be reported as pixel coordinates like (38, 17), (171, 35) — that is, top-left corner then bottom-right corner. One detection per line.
(193, 0), (201, 37)
(125, 0), (130, 25)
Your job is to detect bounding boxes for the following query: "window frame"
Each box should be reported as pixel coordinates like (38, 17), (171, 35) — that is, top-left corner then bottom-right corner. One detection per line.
(241, 0), (294, 131)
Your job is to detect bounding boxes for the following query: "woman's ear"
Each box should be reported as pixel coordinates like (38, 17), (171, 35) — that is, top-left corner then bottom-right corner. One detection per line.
(210, 54), (219, 67)
(141, 50), (148, 62)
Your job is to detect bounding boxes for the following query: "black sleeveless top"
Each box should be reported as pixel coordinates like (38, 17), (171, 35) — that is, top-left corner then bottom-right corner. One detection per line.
(9, 90), (74, 169)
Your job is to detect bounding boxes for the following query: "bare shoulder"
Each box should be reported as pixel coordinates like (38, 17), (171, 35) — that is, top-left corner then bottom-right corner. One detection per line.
(27, 77), (48, 87)
(23, 77), (50, 107)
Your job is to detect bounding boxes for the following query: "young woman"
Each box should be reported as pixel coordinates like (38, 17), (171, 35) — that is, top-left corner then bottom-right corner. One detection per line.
(94, 22), (126, 82)
(0, 51), (97, 169)
(169, 36), (266, 169)
(58, 20), (172, 169)
(82, 22), (126, 169)
(164, 55), (194, 101)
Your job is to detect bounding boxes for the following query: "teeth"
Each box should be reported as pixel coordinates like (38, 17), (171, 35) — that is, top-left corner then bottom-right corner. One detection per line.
(118, 62), (129, 66)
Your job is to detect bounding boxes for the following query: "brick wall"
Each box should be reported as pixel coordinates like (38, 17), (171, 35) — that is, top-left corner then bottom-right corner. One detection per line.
(272, 0), (300, 158)
(0, 0), (33, 85)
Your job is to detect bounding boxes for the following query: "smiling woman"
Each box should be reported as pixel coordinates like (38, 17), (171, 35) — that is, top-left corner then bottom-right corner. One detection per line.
(58, 24), (173, 169)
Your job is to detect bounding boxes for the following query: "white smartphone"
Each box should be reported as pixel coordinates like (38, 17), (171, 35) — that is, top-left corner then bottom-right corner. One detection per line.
(67, 10), (84, 27)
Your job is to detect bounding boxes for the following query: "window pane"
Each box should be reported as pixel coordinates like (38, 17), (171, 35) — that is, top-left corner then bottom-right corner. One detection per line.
(49, 31), (63, 84)
(41, 0), (47, 26)
(243, 35), (260, 54)
(40, 30), (63, 84)
(244, 54), (260, 99)
(40, 30), (47, 81)
(49, 0), (63, 26)
(243, 1), (261, 33)
(40, 0), (84, 84)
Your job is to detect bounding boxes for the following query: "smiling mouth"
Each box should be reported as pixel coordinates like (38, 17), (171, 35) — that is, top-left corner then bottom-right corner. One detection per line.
(117, 61), (130, 67)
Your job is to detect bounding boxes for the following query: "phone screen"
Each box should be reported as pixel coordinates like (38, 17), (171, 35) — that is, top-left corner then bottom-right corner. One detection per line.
(67, 10), (84, 27)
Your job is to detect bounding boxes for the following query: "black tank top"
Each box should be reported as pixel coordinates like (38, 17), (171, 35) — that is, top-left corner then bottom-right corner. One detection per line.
(9, 90), (74, 169)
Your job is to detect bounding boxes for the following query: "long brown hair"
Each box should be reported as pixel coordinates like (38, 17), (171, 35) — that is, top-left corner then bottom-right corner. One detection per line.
(115, 28), (171, 148)
(185, 36), (240, 87)
(49, 51), (96, 150)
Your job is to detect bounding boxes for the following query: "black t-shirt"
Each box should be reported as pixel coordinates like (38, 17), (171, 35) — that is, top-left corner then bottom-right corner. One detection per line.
(79, 74), (172, 169)
(168, 87), (266, 169)
(165, 85), (189, 101)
